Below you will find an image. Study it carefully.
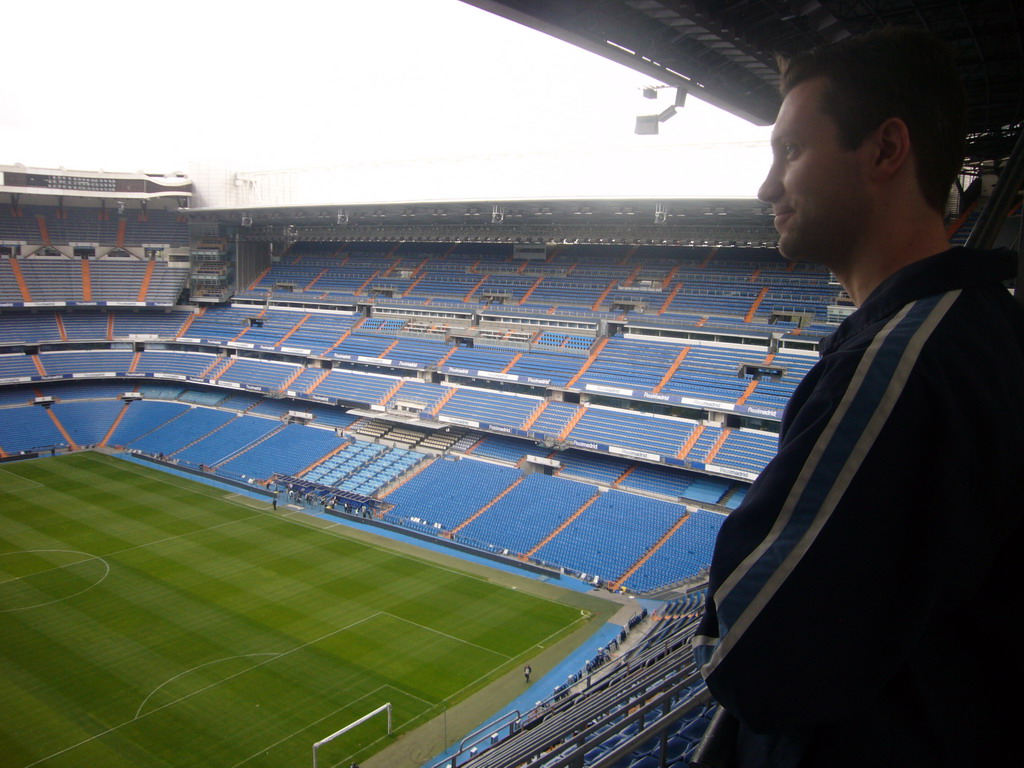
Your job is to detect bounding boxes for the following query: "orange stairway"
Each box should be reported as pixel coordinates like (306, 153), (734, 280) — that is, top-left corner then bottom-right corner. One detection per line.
(525, 492), (600, 557)
(744, 286), (769, 322)
(565, 338), (608, 388)
(652, 346), (690, 393)
(675, 424), (706, 460)
(81, 259), (92, 301)
(137, 260), (156, 302)
(609, 510), (691, 591)
(100, 402), (131, 447)
(9, 259), (32, 302)
(46, 408), (79, 450)
(449, 477), (524, 537)
(703, 428), (732, 464)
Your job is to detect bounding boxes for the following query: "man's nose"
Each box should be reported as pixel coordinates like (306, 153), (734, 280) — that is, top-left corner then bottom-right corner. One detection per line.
(758, 165), (781, 203)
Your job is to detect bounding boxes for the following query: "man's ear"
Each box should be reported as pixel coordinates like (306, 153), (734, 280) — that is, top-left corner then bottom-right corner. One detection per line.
(867, 117), (912, 182)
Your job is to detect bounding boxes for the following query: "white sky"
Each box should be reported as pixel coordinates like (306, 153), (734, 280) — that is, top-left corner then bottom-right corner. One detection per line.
(4, 0), (773, 203)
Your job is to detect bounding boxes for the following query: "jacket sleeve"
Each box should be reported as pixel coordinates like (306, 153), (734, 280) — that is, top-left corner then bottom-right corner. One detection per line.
(692, 290), (1016, 733)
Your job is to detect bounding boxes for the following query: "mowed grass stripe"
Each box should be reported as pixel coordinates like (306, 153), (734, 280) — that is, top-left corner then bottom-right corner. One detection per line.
(0, 454), (253, 557)
(19, 614), (463, 768)
(0, 454), (586, 767)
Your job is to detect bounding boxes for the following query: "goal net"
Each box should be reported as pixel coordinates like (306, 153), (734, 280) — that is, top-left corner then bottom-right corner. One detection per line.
(312, 702), (392, 768)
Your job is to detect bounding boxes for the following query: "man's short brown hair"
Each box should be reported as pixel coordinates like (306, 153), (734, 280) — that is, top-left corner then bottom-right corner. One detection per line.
(779, 27), (966, 213)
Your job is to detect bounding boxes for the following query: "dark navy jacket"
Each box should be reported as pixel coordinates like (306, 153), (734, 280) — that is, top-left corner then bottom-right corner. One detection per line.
(692, 247), (1024, 767)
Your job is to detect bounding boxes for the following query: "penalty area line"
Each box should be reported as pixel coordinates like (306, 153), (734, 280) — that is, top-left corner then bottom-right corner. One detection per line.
(23, 613), (385, 768)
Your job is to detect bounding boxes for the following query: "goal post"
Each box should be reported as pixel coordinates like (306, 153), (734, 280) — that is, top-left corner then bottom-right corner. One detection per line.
(312, 702), (391, 768)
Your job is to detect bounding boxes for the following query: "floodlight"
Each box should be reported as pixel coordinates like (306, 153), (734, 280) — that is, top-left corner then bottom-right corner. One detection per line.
(635, 115), (659, 135)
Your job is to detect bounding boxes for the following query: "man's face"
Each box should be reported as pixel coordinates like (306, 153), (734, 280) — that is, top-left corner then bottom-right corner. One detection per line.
(758, 77), (872, 269)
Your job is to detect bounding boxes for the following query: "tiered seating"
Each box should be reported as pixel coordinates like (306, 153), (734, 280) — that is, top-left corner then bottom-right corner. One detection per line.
(0, 241), (846, 601)
(0, 385), (36, 406)
(0, 258), (185, 305)
(216, 392), (264, 412)
(303, 440), (421, 495)
(125, 407), (236, 455)
(134, 350), (222, 378)
(567, 406), (697, 458)
(50, 400), (125, 446)
(385, 379), (448, 411)
(0, 405), (68, 452)
(1, 206), (188, 248)
(308, 368), (398, 404)
(535, 331), (594, 351)
(709, 429), (779, 473)
(503, 348), (584, 385)
(458, 473), (597, 553)
(0, 312), (61, 343)
(382, 456), (522, 530)
(217, 423), (347, 482)
(441, 345), (519, 372)
(185, 306), (264, 342)
(555, 449), (631, 484)
(106, 401), (191, 446)
(435, 388), (540, 428)
(619, 462), (725, 500)
(0, 353), (42, 380)
(16, 260), (84, 302)
(624, 509), (724, 592)
(469, 434), (537, 463)
(38, 350), (134, 375)
(60, 313), (110, 340)
(661, 345), (753, 402)
(89, 261), (147, 302)
(138, 262), (188, 303)
(533, 490), (685, 584)
(575, 337), (673, 391)
(178, 389), (227, 406)
(361, 317), (407, 333)
(381, 337), (450, 367)
(214, 357), (303, 390)
(0, 209), (42, 245)
(330, 331), (400, 360)
(453, 606), (711, 768)
(281, 313), (359, 354)
(110, 310), (191, 338)
(529, 401), (580, 435)
(171, 415), (281, 468)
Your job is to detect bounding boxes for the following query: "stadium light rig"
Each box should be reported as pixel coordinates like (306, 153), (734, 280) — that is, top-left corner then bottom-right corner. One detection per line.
(635, 86), (687, 135)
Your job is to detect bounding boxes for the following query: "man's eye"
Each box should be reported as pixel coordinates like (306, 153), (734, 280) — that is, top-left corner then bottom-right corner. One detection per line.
(783, 143), (799, 159)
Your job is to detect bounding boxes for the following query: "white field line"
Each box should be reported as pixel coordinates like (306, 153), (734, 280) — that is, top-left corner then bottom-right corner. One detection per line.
(230, 682), (438, 768)
(382, 612), (513, 660)
(0, 550), (110, 613)
(0, 466), (43, 489)
(227, 685), (389, 768)
(92, 453), (591, 615)
(250, 504), (585, 612)
(104, 514), (264, 559)
(23, 612), (385, 768)
(0, 550), (98, 586)
(135, 653), (282, 719)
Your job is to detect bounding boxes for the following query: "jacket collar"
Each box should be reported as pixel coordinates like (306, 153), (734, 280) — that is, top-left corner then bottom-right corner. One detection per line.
(819, 247), (1017, 356)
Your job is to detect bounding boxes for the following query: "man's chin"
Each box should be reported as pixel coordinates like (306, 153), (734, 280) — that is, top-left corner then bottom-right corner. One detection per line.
(775, 239), (803, 262)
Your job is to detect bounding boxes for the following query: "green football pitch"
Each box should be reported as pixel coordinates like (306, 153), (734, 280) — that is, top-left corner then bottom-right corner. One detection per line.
(0, 452), (605, 768)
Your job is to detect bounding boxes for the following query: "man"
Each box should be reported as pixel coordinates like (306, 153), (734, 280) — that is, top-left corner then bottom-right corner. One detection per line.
(692, 27), (1024, 767)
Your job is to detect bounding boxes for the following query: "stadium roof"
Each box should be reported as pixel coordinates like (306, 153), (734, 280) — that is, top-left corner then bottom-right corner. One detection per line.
(463, 0), (1024, 168)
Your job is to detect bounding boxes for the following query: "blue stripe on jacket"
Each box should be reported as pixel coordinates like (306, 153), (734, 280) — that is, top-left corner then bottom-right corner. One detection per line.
(694, 290), (959, 675)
